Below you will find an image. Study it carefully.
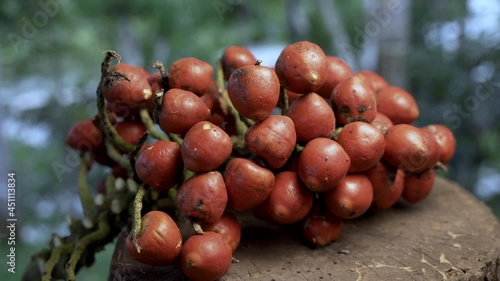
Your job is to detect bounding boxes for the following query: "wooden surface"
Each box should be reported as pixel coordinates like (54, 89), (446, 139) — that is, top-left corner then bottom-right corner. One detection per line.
(108, 177), (500, 281)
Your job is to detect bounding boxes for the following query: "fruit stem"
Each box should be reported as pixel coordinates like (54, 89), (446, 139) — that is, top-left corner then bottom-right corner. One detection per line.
(65, 213), (111, 281)
(215, 59), (248, 137)
(153, 61), (170, 93)
(132, 184), (147, 253)
(42, 243), (75, 281)
(278, 86), (290, 115)
(96, 51), (135, 153)
(78, 158), (95, 219)
(129, 131), (150, 184)
(105, 141), (132, 170)
(139, 108), (169, 141)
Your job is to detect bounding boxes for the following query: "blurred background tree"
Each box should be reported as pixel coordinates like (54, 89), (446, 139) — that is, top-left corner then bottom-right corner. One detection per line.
(1, 0), (499, 280)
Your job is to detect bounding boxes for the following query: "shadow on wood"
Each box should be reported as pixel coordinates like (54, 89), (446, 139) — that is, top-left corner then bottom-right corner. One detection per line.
(108, 177), (500, 281)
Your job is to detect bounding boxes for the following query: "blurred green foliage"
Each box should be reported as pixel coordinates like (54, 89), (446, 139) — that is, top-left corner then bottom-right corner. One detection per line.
(1, 0), (499, 280)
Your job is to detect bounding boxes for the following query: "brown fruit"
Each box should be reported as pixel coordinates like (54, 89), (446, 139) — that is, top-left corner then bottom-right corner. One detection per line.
(114, 120), (147, 149)
(372, 169), (405, 209)
(325, 174), (374, 219)
(423, 124), (456, 164)
(125, 211), (182, 266)
(275, 41), (328, 93)
(258, 171), (314, 224)
(402, 169), (436, 203)
(180, 232), (232, 281)
(370, 112), (394, 135)
(337, 122), (385, 173)
(135, 141), (183, 191)
(364, 161), (399, 201)
(200, 212), (241, 252)
(316, 56), (353, 99)
(302, 210), (343, 247)
(168, 57), (214, 96)
(176, 171), (227, 223)
(383, 124), (440, 173)
(376, 86), (419, 124)
(245, 115), (297, 170)
(227, 65), (280, 121)
(158, 89), (211, 135)
(221, 46), (257, 80)
(224, 158), (275, 211)
(331, 75), (377, 125)
(298, 138), (351, 192)
(65, 119), (103, 153)
(287, 92), (336, 143)
(355, 70), (388, 92)
(102, 63), (153, 109)
(181, 121), (232, 172)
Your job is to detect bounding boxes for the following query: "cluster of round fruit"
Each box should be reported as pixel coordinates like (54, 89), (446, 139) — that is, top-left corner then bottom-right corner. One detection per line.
(65, 41), (456, 281)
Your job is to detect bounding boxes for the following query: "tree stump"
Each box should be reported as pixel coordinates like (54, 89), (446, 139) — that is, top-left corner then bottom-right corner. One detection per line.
(108, 177), (500, 281)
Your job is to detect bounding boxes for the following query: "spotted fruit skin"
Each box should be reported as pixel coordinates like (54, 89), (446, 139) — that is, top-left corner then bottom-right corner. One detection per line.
(331, 75), (377, 125)
(298, 138), (351, 192)
(325, 174), (374, 219)
(287, 92), (336, 143)
(176, 171), (227, 224)
(181, 121), (232, 172)
(168, 57), (214, 96)
(125, 211), (182, 266)
(221, 46), (257, 80)
(244, 115), (297, 170)
(227, 65), (280, 121)
(316, 56), (353, 99)
(275, 41), (328, 93)
(180, 232), (232, 281)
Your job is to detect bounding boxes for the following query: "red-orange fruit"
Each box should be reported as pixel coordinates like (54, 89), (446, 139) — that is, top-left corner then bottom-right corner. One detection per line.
(168, 57), (214, 96)
(244, 115), (297, 170)
(258, 171), (314, 224)
(383, 124), (440, 173)
(376, 86), (419, 125)
(372, 169), (405, 209)
(275, 41), (328, 93)
(221, 46), (257, 80)
(302, 210), (343, 247)
(65, 119), (103, 153)
(158, 89), (211, 135)
(181, 121), (232, 172)
(370, 112), (394, 135)
(337, 122), (385, 173)
(114, 120), (147, 148)
(325, 174), (374, 219)
(402, 169), (436, 203)
(227, 65), (280, 121)
(423, 124), (456, 164)
(355, 70), (388, 92)
(125, 211), (182, 266)
(180, 232), (232, 281)
(287, 92), (336, 143)
(364, 161), (399, 201)
(331, 75), (377, 125)
(285, 89), (303, 105)
(102, 63), (153, 109)
(135, 141), (183, 191)
(176, 171), (227, 223)
(316, 56), (353, 99)
(224, 158), (275, 211)
(298, 138), (351, 192)
(200, 212), (241, 252)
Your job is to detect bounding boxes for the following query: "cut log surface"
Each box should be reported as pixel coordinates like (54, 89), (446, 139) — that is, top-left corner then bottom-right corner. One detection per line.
(108, 177), (500, 281)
